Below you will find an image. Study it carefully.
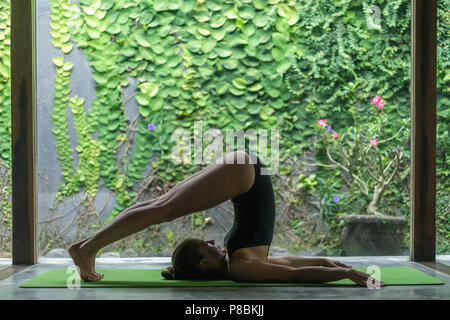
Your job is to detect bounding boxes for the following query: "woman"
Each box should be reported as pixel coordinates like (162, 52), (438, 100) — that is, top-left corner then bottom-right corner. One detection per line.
(69, 150), (385, 287)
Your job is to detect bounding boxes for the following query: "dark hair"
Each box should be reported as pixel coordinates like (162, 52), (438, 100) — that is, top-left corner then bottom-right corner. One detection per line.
(161, 238), (212, 280)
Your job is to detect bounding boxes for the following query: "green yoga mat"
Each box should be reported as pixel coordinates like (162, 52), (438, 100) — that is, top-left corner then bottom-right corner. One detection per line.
(20, 267), (444, 288)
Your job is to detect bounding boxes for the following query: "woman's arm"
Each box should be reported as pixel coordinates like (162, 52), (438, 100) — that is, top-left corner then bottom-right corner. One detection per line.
(267, 256), (352, 268)
(230, 260), (350, 283)
(231, 260), (384, 287)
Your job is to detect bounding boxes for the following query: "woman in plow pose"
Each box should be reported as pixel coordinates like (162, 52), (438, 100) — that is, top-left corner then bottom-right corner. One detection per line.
(69, 150), (384, 287)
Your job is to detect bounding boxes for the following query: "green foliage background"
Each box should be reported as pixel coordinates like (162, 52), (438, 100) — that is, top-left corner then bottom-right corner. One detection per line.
(0, 0), (448, 255)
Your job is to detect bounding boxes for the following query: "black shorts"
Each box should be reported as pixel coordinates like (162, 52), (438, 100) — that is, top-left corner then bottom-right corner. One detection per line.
(224, 153), (275, 259)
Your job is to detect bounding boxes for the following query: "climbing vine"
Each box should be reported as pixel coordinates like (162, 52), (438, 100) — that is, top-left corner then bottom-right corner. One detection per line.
(0, 0), (10, 163)
(0, 0), (11, 255)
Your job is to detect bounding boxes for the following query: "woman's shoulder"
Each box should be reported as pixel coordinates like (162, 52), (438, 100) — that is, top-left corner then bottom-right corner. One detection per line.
(228, 247), (271, 281)
(229, 245), (269, 262)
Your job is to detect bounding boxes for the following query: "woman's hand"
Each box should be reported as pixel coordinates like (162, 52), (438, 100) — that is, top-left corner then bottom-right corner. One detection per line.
(322, 258), (352, 269)
(347, 269), (386, 288)
(161, 265), (176, 280)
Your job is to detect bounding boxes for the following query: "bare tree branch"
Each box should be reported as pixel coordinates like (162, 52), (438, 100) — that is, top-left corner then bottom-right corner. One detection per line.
(326, 149), (369, 196)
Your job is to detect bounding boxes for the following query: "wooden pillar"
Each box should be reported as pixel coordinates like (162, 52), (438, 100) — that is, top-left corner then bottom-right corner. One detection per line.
(410, 0), (437, 262)
(11, 0), (37, 265)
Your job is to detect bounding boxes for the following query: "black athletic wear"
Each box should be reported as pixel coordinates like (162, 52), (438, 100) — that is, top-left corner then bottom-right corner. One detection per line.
(223, 153), (275, 259)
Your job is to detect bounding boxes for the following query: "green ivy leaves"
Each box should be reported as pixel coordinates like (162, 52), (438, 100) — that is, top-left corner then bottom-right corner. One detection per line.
(69, 96), (101, 197)
(276, 3), (299, 25)
(134, 29), (151, 48)
(38, 0), (450, 251)
(50, 2), (74, 54)
(50, 0), (77, 186)
(140, 82), (160, 97)
(0, 0), (11, 163)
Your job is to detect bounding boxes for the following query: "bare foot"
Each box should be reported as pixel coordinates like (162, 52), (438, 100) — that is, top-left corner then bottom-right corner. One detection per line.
(68, 238), (104, 282)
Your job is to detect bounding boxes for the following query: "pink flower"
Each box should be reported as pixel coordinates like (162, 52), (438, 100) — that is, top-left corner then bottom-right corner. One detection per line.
(369, 138), (379, 146)
(376, 100), (386, 109)
(318, 119), (327, 127)
(371, 95), (381, 105)
(331, 133), (339, 140)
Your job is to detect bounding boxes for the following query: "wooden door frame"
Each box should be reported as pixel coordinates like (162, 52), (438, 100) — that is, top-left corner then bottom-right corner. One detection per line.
(11, 0), (37, 265)
(410, 0), (437, 262)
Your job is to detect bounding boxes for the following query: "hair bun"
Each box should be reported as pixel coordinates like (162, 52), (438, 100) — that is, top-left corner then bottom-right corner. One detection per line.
(161, 266), (175, 280)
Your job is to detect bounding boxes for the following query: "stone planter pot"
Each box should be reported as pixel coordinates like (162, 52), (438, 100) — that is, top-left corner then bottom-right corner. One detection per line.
(337, 214), (408, 256)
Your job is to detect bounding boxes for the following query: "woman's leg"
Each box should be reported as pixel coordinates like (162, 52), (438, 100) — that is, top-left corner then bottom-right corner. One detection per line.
(119, 158), (219, 215)
(69, 151), (255, 281)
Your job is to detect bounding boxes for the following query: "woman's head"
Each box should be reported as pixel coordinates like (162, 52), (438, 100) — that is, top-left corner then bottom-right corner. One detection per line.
(161, 238), (228, 280)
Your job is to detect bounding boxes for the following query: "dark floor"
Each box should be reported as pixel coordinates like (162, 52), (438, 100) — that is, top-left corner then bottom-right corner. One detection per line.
(0, 256), (449, 300)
